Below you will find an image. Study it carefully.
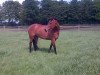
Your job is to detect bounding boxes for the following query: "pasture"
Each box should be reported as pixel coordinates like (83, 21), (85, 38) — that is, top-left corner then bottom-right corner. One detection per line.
(0, 27), (100, 75)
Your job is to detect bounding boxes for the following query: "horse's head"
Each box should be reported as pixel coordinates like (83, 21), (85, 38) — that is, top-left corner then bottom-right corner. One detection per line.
(47, 19), (60, 30)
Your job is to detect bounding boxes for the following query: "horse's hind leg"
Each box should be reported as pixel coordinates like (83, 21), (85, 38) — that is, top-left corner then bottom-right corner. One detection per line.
(53, 44), (57, 54)
(29, 34), (35, 53)
(33, 38), (36, 51)
(35, 35), (39, 49)
(29, 37), (33, 53)
(33, 35), (39, 51)
(29, 42), (32, 53)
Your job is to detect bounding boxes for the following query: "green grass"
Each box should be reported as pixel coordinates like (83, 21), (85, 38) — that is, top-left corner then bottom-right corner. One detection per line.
(0, 30), (100, 75)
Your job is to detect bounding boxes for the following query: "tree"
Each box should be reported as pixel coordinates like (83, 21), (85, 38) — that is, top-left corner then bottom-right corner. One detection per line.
(78, 0), (97, 23)
(40, 0), (69, 24)
(56, 1), (69, 24)
(22, 0), (39, 25)
(2, 1), (21, 25)
(1, 0), (100, 26)
(40, 0), (54, 24)
(0, 5), (3, 24)
(68, 0), (79, 24)
(93, 0), (100, 23)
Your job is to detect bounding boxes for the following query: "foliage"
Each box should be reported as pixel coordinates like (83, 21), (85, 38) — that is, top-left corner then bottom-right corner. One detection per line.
(40, 0), (69, 24)
(0, 0), (100, 25)
(68, 0), (79, 24)
(2, 1), (21, 25)
(78, 0), (97, 23)
(0, 5), (3, 24)
(93, 0), (100, 22)
(22, 0), (39, 25)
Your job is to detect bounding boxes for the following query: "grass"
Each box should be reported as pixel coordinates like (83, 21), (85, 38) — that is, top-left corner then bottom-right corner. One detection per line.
(0, 30), (100, 75)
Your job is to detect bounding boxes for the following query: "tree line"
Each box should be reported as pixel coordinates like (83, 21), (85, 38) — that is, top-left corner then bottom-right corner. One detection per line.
(0, 0), (100, 26)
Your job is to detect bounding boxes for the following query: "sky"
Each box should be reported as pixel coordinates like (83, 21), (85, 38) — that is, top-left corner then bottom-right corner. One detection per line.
(0, 0), (72, 5)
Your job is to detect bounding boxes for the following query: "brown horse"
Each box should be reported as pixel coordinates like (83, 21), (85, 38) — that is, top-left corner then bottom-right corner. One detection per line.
(28, 19), (60, 54)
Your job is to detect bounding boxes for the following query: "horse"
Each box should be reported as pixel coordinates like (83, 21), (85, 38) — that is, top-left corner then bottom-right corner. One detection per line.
(28, 19), (60, 54)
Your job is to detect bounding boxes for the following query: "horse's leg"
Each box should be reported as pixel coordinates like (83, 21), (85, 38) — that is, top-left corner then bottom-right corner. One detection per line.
(48, 44), (52, 53)
(53, 44), (57, 54)
(33, 35), (39, 51)
(34, 35), (39, 50)
(29, 33), (36, 53)
(33, 38), (36, 51)
(29, 41), (33, 53)
(29, 37), (33, 53)
(50, 38), (57, 54)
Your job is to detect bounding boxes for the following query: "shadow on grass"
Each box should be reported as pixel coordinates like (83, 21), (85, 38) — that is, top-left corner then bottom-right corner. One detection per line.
(38, 48), (49, 53)
(25, 47), (48, 53)
(26, 47), (55, 54)
(0, 51), (7, 57)
(38, 47), (55, 54)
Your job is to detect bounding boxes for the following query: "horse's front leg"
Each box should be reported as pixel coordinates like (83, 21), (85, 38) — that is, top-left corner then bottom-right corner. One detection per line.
(50, 38), (57, 54)
(48, 44), (52, 53)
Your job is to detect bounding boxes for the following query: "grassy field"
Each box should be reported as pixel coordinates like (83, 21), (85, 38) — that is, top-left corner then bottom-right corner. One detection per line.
(0, 29), (100, 75)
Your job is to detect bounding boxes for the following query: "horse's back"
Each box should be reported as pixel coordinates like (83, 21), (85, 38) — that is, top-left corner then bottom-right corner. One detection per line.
(28, 24), (47, 36)
(28, 24), (42, 32)
(28, 24), (40, 37)
(28, 24), (38, 31)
